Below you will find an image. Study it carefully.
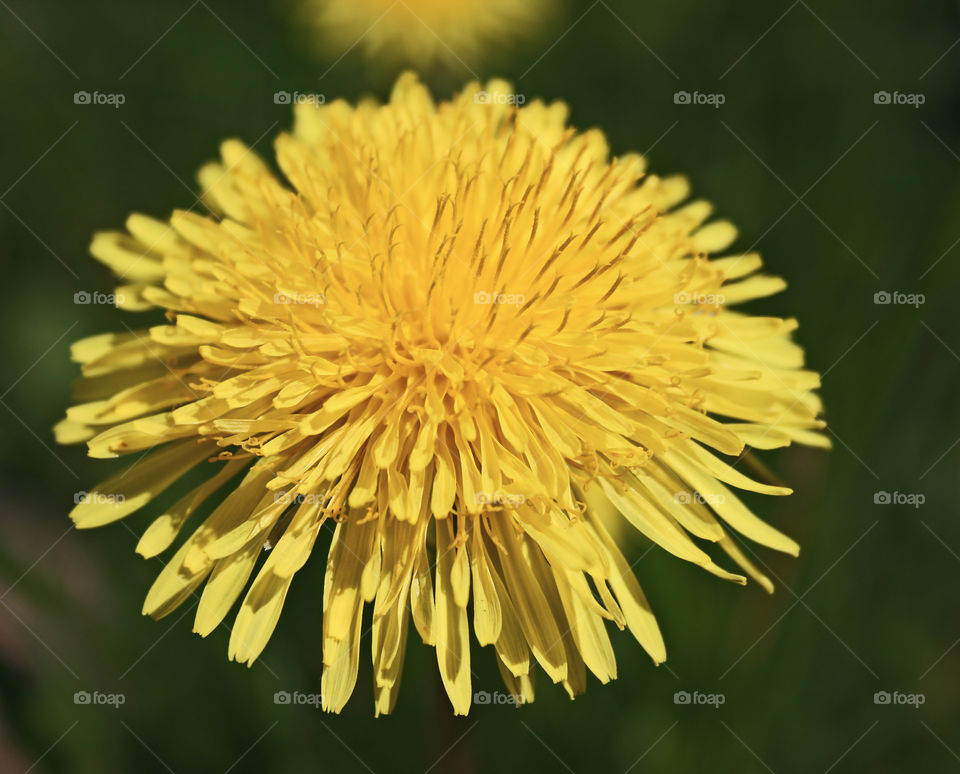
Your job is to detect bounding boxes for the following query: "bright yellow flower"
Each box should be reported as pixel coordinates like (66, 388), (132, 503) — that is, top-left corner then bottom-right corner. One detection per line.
(59, 73), (827, 715)
(301, 0), (553, 66)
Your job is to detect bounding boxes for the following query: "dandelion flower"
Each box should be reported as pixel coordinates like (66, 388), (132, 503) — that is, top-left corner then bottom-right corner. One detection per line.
(301, 0), (554, 67)
(59, 73), (827, 715)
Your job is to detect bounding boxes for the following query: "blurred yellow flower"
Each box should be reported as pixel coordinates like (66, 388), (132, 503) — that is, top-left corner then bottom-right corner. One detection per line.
(302, 0), (554, 66)
(59, 73), (827, 715)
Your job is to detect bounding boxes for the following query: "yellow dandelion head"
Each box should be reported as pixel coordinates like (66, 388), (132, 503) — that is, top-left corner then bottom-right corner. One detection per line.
(301, 0), (555, 66)
(60, 73), (827, 716)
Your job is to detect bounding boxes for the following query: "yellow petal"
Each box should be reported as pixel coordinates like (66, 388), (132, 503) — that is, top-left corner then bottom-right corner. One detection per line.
(489, 516), (567, 684)
(434, 521), (472, 715)
(469, 526), (502, 646)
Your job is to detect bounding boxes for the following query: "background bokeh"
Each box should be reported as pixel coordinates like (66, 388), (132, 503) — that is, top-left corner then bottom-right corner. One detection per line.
(1, 0), (958, 771)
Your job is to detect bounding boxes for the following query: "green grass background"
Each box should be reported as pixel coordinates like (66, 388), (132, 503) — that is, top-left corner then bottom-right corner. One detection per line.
(1, 0), (958, 771)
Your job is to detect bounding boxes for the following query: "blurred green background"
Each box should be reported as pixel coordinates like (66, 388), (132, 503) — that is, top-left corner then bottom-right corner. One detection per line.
(1, 0), (958, 771)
